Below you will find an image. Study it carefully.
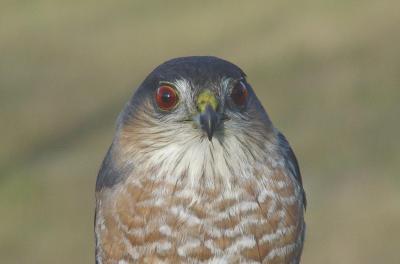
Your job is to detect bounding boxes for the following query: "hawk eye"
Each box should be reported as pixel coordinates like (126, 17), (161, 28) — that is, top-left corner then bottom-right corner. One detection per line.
(156, 85), (179, 111)
(231, 81), (248, 106)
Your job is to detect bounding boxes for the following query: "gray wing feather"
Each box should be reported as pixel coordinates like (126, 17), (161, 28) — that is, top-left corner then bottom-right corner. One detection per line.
(277, 132), (307, 209)
(96, 142), (132, 191)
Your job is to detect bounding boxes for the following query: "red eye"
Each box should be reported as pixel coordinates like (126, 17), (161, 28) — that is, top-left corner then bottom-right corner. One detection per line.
(231, 81), (248, 106)
(156, 85), (179, 110)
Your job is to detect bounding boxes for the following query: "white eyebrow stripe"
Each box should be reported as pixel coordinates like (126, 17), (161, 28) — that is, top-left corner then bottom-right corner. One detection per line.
(173, 79), (192, 92)
(172, 79), (196, 112)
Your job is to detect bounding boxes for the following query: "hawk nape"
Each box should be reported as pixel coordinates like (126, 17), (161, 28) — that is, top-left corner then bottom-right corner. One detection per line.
(95, 56), (306, 264)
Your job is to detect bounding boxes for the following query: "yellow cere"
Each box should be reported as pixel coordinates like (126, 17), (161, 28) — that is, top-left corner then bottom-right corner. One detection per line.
(196, 90), (218, 112)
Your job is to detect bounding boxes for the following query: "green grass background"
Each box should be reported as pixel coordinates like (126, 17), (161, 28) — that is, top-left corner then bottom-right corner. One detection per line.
(1, 0), (399, 263)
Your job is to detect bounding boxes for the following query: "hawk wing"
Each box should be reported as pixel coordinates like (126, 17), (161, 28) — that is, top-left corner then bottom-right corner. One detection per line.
(277, 132), (307, 209)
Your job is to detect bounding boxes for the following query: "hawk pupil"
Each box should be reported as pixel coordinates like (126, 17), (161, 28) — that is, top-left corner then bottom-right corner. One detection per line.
(162, 92), (171, 102)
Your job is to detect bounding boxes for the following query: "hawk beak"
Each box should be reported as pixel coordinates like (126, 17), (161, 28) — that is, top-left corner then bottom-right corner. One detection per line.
(197, 90), (220, 141)
(200, 104), (219, 141)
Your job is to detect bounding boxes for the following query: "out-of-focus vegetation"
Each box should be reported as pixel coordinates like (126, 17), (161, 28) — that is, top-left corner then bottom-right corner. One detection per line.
(1, 0), (399, 263)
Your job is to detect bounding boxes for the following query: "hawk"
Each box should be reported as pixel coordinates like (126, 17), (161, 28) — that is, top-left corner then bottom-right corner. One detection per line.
(95, 56), (306, 264)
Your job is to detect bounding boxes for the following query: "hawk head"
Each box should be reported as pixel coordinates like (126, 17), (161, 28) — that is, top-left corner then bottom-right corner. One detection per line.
(97, 56), (279, 190)
(121, 56), (273, 140)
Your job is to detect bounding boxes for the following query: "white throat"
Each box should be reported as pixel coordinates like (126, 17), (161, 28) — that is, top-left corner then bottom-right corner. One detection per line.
(120, 126), (276, 193)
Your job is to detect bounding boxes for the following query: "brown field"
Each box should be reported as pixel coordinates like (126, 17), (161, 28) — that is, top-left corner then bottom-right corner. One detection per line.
(1, 0), (399, 263)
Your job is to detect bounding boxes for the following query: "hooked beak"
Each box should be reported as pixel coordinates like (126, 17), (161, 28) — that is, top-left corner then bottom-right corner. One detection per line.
(200, 104), (220, 141)
(196, 89), (220, 141)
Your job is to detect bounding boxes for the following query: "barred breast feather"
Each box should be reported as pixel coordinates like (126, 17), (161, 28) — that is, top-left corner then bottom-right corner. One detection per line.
(95, 130), (305, 264)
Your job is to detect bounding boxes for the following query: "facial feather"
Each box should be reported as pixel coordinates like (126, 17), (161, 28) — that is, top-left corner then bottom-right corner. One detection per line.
(116, 77), (275, 193)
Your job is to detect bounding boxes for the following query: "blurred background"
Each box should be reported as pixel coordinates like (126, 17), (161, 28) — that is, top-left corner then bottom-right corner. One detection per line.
(1, 0), (399, 263)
